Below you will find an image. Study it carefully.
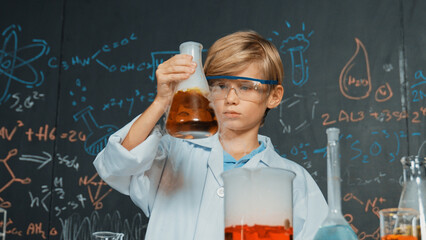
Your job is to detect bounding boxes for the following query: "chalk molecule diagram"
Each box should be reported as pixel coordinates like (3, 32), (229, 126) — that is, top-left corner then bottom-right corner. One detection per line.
(0, 24), (49, 104)
(0, 148), (31, 208)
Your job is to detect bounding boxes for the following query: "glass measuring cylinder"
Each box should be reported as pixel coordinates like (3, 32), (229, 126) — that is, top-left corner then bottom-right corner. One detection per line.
(398, 155), (426, 240)
(222, 168), (295, 240)
(165, 41), (218, 139)
(313, 128), (358, 240)
(92, 231), (124, 240)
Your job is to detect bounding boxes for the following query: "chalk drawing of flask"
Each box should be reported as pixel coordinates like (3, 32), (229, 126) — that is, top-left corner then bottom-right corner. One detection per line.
(73, 106), (118, 156)
(280, 34), (310, 87)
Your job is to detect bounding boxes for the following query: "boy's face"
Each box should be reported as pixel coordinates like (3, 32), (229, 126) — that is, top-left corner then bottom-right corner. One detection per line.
(210, 64), (283, 133)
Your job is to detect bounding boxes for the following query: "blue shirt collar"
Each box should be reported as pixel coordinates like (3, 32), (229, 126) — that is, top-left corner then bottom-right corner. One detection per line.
(223, 141), (266, 171)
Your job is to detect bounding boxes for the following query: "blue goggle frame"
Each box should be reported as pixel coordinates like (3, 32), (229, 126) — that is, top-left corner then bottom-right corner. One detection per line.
(206, 75), (278, 85)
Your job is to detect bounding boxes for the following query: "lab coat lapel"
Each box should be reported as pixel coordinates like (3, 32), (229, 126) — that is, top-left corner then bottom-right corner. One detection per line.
(193, 136), (224, 239)
(207, 137), (224, 186)
(186, 134), (224, 185)
(243, 135), (273, 168)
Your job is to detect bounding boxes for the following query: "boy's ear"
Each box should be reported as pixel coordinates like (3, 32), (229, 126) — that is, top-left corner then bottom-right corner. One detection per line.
(267, 85), (284, 109)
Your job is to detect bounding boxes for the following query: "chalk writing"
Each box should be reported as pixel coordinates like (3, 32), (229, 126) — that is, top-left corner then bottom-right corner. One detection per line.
(7, 91), (45, 112)
(0, 120), (24, 141)
(47, 33), (138, 72)
(3, 218), (23, 237)
(321, 107), (425, 125)
(19, 152), (79, 171)
(412, 70), (426, 103)
(375, 83), (393, 102)
(0, 24), (49, 104)
(53, 194), (87, 217)
(343, 193), (384, 239)
(22, 124), (86, 142)
(1, 122), (86, 142)
(79, 173), (112, 210)
(102, 89), (156, 116)
(28, 178), (87, 216)
(28, 187), (50, 212)
(1, 217), (57, 239)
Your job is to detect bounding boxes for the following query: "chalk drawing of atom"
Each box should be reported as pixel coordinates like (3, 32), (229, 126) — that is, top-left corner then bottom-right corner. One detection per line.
(0, 24), (50, 104)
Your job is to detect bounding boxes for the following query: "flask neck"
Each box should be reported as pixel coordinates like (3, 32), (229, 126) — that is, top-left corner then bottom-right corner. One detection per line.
(327, 140), (343, 215)
(180, 42), (203, 63)
(177, 41), (208, 92)
(402, 156), (426, 183)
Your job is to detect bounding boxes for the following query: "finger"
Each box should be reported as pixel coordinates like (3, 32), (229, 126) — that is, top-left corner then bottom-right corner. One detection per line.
(164, 54), (197, 68)
(160, 73), (194, 82)
(158, 65), (196, 75)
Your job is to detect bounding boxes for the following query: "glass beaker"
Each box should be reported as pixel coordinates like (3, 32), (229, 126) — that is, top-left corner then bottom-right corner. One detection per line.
(380, 208), (419, 240)
(222, 167), (295, 240)
(313, 128), (358, 240)
(165, 41), (218, 139)
(398, 155), (426, 240)
(92, 231), (124, 240)
(0, 207), (5, 240)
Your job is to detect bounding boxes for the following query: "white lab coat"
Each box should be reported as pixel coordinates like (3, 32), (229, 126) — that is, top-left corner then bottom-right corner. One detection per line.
(93, 117), (328, 240)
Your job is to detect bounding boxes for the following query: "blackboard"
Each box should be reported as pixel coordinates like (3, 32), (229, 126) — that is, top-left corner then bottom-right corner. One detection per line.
(0, 0), (425, 239)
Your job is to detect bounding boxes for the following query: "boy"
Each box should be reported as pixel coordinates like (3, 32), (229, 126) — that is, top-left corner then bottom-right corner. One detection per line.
(94, 30), (328, 239)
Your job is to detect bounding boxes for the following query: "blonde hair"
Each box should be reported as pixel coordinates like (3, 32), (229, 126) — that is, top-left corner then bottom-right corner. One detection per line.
(204, 30), (284, 85)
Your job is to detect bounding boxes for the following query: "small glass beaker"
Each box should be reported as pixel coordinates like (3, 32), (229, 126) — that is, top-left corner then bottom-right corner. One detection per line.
(379, 208), (418, 240)
(398, 155), (426, 239)
(165, 41), (218, 139)
(92, 231), (124, 240)
(0, 207), (6, 240)
(222, 167), (295, 240)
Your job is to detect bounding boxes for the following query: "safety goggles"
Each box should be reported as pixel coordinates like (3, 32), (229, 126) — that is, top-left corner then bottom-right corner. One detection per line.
(207, 76), (278, 102)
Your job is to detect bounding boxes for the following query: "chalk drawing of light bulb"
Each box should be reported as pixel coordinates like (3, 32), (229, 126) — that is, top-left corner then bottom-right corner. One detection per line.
(0, 24), (49, 104)
(280, 33), (310, 87)
(73, 106), (118, 156)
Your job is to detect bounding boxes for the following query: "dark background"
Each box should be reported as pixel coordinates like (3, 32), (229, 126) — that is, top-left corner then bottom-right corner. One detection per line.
(0, 0), (425, 239)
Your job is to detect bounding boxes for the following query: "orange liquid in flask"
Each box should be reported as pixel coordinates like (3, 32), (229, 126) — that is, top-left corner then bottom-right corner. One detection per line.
(166, 88), (218, 139)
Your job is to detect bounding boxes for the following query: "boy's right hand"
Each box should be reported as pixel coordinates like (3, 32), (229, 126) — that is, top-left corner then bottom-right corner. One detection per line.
(154, 54), (197, 109)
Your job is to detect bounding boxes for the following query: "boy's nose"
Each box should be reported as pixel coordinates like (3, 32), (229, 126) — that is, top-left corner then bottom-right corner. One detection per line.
(225, 88), (239, 104)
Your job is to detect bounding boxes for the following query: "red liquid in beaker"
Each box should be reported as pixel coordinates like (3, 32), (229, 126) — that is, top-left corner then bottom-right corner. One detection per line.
(225, 224), (293, 240)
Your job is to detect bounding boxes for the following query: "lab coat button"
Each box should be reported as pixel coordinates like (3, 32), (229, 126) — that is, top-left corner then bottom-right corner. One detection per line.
(217, 187), (224, 198)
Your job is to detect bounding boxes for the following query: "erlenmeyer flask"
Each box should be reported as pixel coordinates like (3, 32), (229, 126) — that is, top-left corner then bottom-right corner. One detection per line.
(165, 41), (218, 139)
(313, 128), (358, 240)
(398, 155), (426, 240)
